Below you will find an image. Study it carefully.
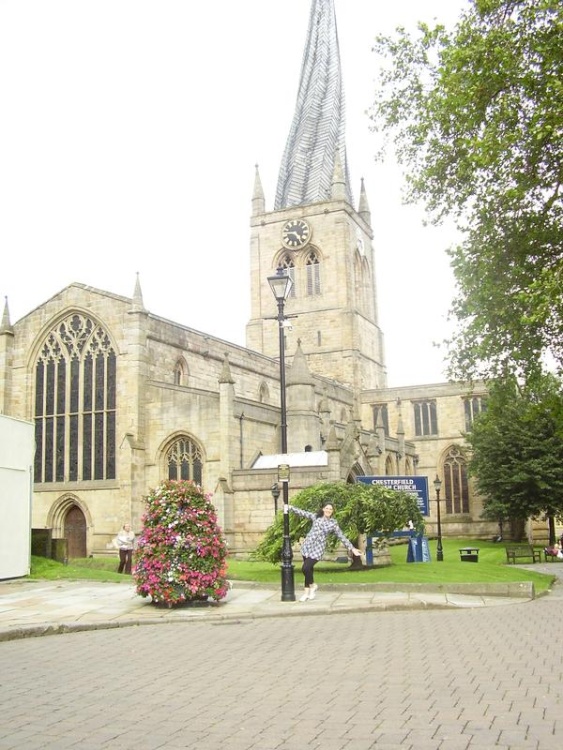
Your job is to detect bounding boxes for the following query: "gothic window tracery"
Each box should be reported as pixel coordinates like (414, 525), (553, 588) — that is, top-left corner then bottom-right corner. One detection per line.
(34, 313), (116, 483)
(166, 436), (203, 485)
(443, 446), (469, 514)
(279, 255), (296, 297)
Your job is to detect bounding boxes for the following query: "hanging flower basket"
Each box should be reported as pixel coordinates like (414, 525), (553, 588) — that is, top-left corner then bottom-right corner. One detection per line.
(133, 479), (229, 607)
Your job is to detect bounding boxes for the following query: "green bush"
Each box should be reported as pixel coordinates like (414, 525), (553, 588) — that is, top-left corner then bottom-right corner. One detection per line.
(253, 481), (424, 564)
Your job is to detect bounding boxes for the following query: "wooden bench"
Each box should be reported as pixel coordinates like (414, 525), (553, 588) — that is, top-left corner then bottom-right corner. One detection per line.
(505, 545), (542, 564)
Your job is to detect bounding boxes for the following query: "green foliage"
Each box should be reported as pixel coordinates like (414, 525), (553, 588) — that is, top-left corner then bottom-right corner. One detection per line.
(28, 545), (555, 595)
(253, 481), (424, 564)
(370, 1), (563, 380)
(133, 480), (229, 605)
(467, 374), (563, 522)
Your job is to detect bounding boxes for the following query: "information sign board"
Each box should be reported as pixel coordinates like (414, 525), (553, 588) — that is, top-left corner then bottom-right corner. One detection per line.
(357, 475), (429, 516)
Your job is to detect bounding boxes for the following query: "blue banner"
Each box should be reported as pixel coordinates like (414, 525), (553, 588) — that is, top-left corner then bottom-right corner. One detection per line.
(357, 475), (429, 516)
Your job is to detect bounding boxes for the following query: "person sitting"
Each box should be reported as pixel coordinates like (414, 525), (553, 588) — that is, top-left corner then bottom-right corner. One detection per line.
(544, 542), (563, 559)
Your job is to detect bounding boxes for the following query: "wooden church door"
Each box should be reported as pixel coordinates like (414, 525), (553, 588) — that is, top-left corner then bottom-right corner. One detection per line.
(64, 505), (87, 558)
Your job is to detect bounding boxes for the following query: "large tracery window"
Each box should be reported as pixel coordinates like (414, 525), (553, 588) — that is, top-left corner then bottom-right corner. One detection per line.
(443, 446), (470, 514)
(167, 436), (203, 485)
(34, 314), (116, 483)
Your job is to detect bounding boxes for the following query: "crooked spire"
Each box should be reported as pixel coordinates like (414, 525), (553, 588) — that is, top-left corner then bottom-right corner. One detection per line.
(274, 0), (353, 210)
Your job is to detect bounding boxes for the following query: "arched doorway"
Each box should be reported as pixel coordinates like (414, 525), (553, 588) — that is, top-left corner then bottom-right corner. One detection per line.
(64, 505), (87, 558)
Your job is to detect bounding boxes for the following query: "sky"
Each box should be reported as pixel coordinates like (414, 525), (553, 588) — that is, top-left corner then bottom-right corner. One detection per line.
(0, 0), (468, 387)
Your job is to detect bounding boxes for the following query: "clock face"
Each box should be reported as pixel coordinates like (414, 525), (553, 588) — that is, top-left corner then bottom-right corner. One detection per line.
(281, 219), (311, 249)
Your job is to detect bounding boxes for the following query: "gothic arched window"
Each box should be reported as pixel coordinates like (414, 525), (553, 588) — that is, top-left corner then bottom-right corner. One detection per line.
(258, 381), (270, 404)
(443, 446), (470, 514)
(306, 251), (321, 296)
(34, 313), (116, 483)
(174, 358), (188, 386)
(166, 436), (203, 485)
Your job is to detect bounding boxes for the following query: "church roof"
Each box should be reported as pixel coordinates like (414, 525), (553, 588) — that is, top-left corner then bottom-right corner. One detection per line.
(274, 0), (353, 210)
(252, 451), (328, 469)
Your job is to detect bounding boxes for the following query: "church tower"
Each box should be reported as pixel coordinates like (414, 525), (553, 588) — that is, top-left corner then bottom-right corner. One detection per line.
(246, 0), (387, 393)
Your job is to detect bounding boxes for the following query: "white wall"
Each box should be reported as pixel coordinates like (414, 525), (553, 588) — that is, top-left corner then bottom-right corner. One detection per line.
(0, 415), (34, 579)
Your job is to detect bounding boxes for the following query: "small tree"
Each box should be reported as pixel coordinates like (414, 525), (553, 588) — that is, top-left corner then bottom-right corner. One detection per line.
(468, 374), (563, 542)
(133, 479), (229, 606)
(253, 481), (424, 564)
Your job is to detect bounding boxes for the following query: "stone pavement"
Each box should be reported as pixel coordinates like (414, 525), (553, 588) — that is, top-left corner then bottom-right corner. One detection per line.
(0, 570), (562, 750)
(0, 563), (560, 642)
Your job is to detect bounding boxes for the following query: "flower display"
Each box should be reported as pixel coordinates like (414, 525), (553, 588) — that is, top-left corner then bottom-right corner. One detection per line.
(133, 479), (229, 606)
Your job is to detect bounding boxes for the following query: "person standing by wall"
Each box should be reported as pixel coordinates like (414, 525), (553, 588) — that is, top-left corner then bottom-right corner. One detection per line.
(288, 503), (361, 601)
(116, 523), (135, 574)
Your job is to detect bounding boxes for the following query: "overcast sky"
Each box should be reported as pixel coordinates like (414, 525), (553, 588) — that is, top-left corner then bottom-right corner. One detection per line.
(0, 0), (467, 387)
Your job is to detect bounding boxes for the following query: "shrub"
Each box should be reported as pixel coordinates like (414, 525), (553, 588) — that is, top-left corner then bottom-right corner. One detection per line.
(133, 479), (229, 605)
(253, 481), (424, 564)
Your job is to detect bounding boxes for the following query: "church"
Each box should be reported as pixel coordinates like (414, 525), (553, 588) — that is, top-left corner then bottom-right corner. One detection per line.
(0, 0), (492, 558)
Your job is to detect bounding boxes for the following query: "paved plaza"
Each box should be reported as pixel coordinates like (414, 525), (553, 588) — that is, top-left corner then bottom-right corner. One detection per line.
(0, 572), (562, 749)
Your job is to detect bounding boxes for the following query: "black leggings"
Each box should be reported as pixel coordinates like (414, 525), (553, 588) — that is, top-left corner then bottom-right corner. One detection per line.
(118, 548), (133, 574)
(301, 557), (318, 587)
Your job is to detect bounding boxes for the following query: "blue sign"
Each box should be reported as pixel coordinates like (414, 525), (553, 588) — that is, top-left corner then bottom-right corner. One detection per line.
(357, 475), (429, 516)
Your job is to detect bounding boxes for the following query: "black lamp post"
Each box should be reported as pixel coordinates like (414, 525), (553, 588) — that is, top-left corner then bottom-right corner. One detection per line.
(433, 474), (444, 562)
(268, 268), (296, 602)
(270, 483), (280, 514)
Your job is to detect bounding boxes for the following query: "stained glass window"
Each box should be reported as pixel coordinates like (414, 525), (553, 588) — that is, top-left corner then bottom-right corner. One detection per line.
(34, 314), (116, 483)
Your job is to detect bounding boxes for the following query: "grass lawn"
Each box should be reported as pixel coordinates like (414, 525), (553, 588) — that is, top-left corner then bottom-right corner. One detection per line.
(229, 538), (555, 594)
(29, 538), (557, 594)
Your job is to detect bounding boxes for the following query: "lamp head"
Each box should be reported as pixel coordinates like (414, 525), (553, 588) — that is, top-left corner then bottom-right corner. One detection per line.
(433, 475), (442, 493)
(268, 267), (293, 302)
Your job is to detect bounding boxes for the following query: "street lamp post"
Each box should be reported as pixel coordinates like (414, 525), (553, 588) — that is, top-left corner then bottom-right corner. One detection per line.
(268, 268), (296, 602)
(434, 474), (444, 562)
(270, 483), (280, 514)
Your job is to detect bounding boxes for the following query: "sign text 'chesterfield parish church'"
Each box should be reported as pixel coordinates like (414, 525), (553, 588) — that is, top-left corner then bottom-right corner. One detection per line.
(357, 476), (430, 516)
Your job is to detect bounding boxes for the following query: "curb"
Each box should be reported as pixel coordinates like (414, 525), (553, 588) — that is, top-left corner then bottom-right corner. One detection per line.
(0, 595), (534, 643)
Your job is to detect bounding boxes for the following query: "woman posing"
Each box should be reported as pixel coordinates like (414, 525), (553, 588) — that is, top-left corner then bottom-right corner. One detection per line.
(288, 503), (361, 601)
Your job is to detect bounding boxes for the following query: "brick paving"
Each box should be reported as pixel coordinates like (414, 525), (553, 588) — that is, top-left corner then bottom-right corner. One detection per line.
(0, 578), (562, 749)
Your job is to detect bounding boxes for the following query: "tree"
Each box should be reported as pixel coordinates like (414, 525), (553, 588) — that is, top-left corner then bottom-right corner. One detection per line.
(369, 0), (563, 380)
(133, 480), (229, 606)
(253, 481), (424, 564)
(466, 374), (563, 541)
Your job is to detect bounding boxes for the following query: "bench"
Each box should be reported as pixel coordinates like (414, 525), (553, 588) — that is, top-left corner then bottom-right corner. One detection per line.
(505, 545), (542, 564)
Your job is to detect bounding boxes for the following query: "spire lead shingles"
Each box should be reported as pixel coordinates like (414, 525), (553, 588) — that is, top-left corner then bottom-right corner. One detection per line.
(274, 0), (353, 210)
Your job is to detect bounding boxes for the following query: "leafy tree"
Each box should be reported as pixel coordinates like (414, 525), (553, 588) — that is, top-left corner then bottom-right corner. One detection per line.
(134, 480), (229, 606)
(466, 374), (563, 540)
(253, 481), (424, 564)
(369, 0), (563, 380)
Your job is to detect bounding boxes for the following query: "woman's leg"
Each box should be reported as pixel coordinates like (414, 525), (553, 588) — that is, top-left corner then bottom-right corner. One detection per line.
(301, 557), (317, 587)
(124, 549), (133, 574)
(117, 549), (126, 573)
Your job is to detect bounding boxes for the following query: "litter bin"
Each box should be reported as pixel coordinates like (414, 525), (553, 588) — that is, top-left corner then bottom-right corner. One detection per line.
(459, 546), (479, 563)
